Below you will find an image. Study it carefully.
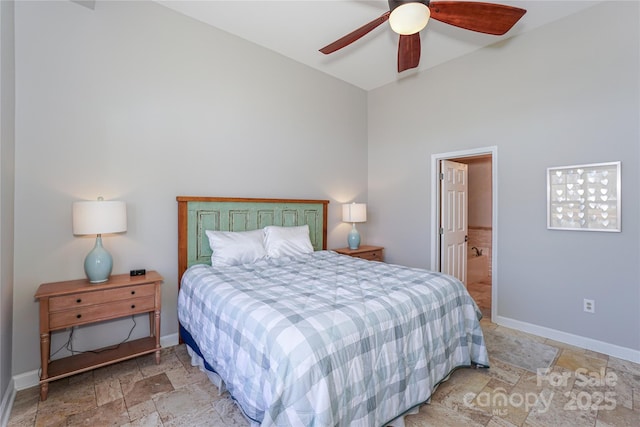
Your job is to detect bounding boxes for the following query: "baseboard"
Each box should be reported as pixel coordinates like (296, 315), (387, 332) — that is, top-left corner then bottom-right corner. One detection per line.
(12, 332), (182, 393)
(12, 369), (37, 392)
(1, 378), (16, 427)
(495, 315), (640, 364)
(160, 332), (179, 348)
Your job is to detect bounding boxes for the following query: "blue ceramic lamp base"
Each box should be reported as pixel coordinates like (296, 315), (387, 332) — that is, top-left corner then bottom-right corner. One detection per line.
(347, 224), (361, 250)
(84, 235), (113, 284)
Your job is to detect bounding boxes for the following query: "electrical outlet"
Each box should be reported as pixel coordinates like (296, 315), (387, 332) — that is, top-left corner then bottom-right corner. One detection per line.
(583, 299), (595, 314)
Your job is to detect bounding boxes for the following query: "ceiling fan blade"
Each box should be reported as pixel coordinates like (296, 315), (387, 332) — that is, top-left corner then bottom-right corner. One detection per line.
(320, 11), (391, 54)
(398, 33), (421, 72)
(429, 1), (526, 35)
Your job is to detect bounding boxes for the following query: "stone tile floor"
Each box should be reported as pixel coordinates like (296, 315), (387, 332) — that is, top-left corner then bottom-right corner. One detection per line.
(7, 318), (640, 426)
(468, 278), (492, 319)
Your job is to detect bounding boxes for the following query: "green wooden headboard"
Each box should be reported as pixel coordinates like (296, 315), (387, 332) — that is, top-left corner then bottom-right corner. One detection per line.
(177, 196), (329, 285)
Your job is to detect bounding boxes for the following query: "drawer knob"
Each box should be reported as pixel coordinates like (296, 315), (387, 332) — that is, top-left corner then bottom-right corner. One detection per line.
(76, 314), (82, 319)
(131, 305), (135, 309)
(76, 299), (82, 303)
(131, 291), (135, 295)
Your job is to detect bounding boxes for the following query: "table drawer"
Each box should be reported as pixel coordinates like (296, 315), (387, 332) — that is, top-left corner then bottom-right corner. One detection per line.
(355, 250), (383, 261)
(49, 284), (156, 311)
(49, 296), (155, 330)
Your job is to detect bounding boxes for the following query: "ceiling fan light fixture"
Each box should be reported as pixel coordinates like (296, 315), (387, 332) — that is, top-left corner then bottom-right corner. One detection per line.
(389, 2), (430, 35)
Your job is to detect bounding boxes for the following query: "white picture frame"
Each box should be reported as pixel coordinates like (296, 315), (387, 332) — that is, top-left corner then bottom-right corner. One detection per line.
(547, 161), (621, 232)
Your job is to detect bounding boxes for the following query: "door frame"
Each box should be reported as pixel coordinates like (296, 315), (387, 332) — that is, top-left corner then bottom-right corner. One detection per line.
(430, 146), (498, 320)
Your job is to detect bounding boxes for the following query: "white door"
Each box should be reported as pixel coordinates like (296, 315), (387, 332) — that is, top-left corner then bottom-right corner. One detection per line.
(440, 160), (468, 284)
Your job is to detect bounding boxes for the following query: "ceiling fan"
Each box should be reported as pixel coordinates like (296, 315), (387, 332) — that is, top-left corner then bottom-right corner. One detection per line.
(319, 1), (527, 72)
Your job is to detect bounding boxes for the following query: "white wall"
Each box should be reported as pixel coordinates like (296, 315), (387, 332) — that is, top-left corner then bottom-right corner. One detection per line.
(1, 0), (16, 417)
(10, 0), (639, 384)
(12, 0), (368, 376)
(368, 2), (639, 354)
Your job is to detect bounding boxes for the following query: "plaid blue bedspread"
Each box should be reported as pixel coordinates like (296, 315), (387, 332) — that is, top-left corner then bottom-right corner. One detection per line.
(178, 251), (489, 426)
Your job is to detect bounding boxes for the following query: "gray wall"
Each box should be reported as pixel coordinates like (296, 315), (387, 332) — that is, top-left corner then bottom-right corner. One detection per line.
(1, 0), (15, 412)
(8, 0), (640, 383)
(12, 0), (368, 376)
(368, 2), (639, 351)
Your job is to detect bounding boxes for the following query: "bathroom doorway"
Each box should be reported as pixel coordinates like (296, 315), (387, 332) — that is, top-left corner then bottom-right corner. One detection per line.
(431, 147), (496, 320)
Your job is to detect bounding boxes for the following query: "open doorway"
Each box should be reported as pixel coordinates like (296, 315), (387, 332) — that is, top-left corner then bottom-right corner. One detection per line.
(430, 147), (497, 320)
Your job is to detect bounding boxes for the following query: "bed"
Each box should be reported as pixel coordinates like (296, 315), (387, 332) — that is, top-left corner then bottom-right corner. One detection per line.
(177, 196), (489, 426)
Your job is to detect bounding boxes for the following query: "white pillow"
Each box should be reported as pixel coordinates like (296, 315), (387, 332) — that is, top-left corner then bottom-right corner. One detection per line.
(205, 229), (267, 267)
(263, 225), (314, 258)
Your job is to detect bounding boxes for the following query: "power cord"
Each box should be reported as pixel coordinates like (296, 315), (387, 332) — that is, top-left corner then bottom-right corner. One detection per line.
(50, 315), (137, 357)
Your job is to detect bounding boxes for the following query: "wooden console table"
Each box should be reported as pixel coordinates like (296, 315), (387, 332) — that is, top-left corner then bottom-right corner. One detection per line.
(34, 271), (163, 401)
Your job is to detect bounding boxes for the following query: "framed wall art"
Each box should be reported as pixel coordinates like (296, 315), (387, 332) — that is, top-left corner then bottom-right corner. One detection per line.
(547, 161), (620, 232)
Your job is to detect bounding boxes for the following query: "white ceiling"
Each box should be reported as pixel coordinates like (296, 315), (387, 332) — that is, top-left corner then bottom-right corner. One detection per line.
(157, 0), (601, 91)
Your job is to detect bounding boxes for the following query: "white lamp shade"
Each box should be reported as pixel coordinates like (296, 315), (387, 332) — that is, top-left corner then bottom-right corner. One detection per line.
(342, 203), (367, 223)
(389, 3), (430, 35)
(72, 200), (127, 235)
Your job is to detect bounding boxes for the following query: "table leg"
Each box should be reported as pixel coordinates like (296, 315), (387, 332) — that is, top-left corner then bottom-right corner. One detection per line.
(39, 382), (48, 402)
(148, 311), (154, 337)
(39, 332), (50, 401)
(154, 309), (161, 364)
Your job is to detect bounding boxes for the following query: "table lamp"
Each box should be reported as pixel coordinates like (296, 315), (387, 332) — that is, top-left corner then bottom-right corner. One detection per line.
(342, 203), (367, 250)
(72, 197), (127, 283)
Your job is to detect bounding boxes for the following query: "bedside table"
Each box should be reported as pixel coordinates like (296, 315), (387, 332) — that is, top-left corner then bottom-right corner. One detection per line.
(34, 271), (163, 401)
(333, 245), (384, 262)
